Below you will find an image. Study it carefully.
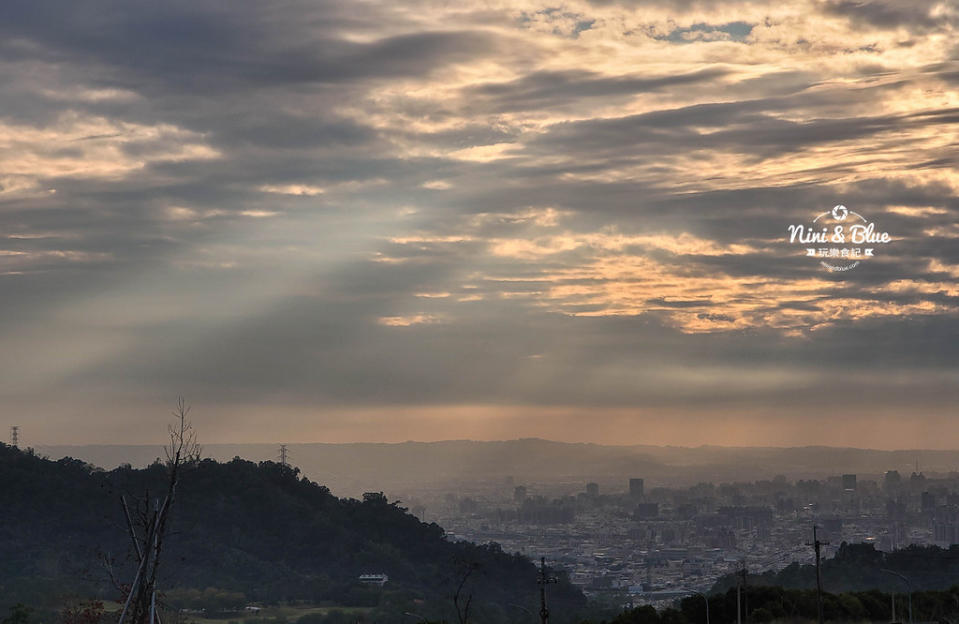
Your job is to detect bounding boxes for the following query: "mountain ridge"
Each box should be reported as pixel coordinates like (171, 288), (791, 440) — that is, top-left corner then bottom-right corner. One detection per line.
(30, 439), (959, 497)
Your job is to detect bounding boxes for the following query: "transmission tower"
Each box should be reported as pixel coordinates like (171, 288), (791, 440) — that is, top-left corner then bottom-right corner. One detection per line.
(279, 444), (289, 466)
(806, 525), (830, 624)
(10, 426), (18, 447)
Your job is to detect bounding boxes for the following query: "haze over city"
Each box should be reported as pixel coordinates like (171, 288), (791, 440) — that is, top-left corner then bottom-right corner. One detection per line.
(1, 0), (958, 448)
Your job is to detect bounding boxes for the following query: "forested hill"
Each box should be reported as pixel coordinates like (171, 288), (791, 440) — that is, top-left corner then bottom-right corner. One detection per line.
(0, 444), (586, 622)
(712, 541), (959, 594)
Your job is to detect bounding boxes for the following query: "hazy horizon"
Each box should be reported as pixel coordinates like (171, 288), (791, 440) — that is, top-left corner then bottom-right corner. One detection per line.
(30, 437), (959, 454)
(26, 436), (959, 498)
(12, 402), (959, 449)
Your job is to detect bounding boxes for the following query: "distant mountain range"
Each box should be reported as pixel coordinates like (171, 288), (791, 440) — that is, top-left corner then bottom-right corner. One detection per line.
(33, 439), (959, 497)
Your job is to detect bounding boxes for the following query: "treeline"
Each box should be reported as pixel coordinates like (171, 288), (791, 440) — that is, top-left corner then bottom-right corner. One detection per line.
(713, 541), (959, 594)
(0, 444), (586, 623)
(591, 584), (959, 624)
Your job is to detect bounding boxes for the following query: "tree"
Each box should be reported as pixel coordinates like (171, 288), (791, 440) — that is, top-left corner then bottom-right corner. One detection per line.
(1, 605), (32, 624)
(452, 558), (480, 624)
(611, 605), (660, 624)
(59, 600), (104, 624)
(116, 398), (201, 624)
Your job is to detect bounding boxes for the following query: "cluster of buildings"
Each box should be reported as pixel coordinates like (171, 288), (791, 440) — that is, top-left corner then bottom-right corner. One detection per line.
(398, 469), (959, 605)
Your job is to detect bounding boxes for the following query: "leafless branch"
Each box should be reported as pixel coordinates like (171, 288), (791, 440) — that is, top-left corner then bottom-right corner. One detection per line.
(453, 561), (479, 624)
(118, 397), (201, 624)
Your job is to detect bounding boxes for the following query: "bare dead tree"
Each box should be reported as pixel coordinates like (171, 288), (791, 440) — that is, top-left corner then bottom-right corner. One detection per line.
(117, 398), (201, 624)
(452, 560), (480, 624)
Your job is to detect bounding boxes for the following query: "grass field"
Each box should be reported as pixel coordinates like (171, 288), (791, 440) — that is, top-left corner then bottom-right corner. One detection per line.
(88, 601), (372, 624)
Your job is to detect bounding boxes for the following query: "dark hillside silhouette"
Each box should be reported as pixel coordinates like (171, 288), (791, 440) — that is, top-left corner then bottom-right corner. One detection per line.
(712, 541), (959, 593)
(0, 444), (585, 622)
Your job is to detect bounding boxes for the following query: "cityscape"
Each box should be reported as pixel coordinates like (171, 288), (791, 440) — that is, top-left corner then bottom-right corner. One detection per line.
(396, 468), (958, 602)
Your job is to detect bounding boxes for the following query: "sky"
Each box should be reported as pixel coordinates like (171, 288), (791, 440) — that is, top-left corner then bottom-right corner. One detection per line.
(1, 0), (958, 448)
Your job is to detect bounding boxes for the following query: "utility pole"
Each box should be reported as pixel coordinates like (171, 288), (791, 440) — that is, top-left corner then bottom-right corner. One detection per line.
(882, 569), (913, 624)
(806, 525), (829, 624)
(279, 444), (289, 466)
(736, 574), (743, 624)
(683, 589), (710, 624)
(744, 564), (749, 624)
(10, 425), (18, 447)
(537, 557), (558, 624)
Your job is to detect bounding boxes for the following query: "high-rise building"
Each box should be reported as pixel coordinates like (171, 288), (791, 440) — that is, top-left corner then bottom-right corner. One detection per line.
(634, 502), (658, 519)
(934, 506), (959, 545)
(586, 482), (599, 497)
(842, 474), (857, 491)
(629, 478), (644, 499)
(884, 470), (902, 493)
(513, 485), (527, 503)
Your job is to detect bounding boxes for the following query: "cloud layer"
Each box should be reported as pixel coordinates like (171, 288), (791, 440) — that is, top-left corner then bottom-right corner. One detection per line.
(1, 0), (957, 446)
